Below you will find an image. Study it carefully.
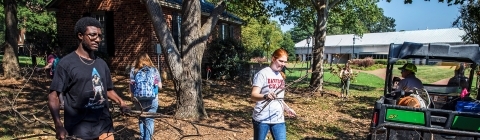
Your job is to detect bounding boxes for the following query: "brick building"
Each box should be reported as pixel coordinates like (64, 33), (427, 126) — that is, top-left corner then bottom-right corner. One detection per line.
(46, 0), (243, 73)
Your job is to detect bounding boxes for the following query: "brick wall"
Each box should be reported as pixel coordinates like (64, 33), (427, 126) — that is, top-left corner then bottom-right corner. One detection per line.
(54, 0), (242, 73)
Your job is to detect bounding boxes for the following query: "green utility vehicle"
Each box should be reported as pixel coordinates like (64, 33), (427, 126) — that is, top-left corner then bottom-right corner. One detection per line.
(368, 42), (480, 140)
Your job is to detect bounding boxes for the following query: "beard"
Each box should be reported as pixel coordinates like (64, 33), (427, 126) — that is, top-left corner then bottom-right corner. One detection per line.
(81, 41), (98, 52)
(81, 41), (97, 59)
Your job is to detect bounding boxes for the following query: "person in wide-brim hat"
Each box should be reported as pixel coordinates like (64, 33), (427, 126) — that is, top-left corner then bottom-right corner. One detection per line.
(395, 63), (424, 92)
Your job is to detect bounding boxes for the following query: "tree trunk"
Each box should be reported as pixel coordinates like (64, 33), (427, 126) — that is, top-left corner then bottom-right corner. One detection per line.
(310, 0), (327, 94)
(144, 0), (224, 119)
(174, 0), (208, 119)
(3, 0), (21, 79)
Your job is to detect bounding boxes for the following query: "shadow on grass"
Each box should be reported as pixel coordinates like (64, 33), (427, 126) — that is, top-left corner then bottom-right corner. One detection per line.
(204, 106), (252, 129)
(292, 123), (366, 140)
(324, 82), (377, 91)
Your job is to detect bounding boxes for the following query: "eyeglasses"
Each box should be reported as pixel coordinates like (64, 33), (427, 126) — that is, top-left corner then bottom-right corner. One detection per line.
(84, 33), (103, 41)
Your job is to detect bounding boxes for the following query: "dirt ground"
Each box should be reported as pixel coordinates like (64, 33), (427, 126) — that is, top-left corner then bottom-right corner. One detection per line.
(0, 70), (373, 140)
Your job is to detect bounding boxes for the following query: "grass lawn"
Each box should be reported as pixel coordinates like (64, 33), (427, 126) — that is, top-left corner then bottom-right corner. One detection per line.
(282, 63), (384, 139)
(285, 63), (385, 95)
(0, 55), (46, 67)
(393, 65), (455, 84)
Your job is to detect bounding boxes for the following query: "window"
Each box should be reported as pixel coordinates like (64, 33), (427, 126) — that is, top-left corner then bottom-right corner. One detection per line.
(87, 11), (115, 56)
(229, 25), (234, 39)
(358, 54), (388, 59)
(221, 24), (226, 39)
(219, 24), (234, 40)
(92, 12), (107, 54)
(172, 13), (181, 50)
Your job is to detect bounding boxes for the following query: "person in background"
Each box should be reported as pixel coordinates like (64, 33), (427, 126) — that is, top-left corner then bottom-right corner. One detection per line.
(339, 63), (352, 98)
(395, 63), (424, 92)
(129, 53), (162, 140)
(36, 47), (64, 109)
(392, 77), (402, 90)
(454, 62), (466, 77)
(36, 47), (62, 79)
(330, 57), (335, 67)
(250, 48), (297, 140)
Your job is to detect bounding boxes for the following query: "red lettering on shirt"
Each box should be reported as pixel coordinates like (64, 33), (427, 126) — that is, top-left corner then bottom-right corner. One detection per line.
(267, 78), (284, 89)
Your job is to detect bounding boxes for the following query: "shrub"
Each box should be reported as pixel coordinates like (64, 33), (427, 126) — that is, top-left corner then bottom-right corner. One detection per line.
(375, 59), (407, 65)
(375, 59), (387, 65)
(351, 57), (375, 67)
(205, 38), (247, 80)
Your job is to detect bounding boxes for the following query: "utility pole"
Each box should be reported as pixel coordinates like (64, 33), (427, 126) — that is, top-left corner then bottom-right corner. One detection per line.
(306, 36), (311, 69)
(353, 35), (360, 59)
(266, 41), (270, 63)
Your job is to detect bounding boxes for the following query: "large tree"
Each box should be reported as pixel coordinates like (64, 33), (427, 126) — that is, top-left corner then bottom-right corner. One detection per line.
(3, 0), (20, 79)
(287, 2), (395, 43)
(266, 0), (386, 93)
(0, 5), (5, 46)
(288, 26), (315, 43)
(241, 18), (284, 58)
(143, 0), (227, 119)
(17, 0), (57, 56)
(453, 0), (480, 44)
(368, 16), (396, 33)
(1, 0), (56, 78)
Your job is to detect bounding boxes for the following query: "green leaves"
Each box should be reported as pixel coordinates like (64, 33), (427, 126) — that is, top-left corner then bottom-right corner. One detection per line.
(404, 0), (470, 5)
(268, 0), (395, 36)
(0, 0), (56, 50)
(17, 0), (57, 50)
(453, 1), (480, 44)
(241, 18), (284, 57)
(288, 26), (314, 43)
(281, 32), (296, 61)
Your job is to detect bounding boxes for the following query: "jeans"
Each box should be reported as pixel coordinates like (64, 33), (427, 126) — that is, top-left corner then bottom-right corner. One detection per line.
(135, 98), (158, 140)
(252, 119), (287, 140)
(341, 79), (350, 96)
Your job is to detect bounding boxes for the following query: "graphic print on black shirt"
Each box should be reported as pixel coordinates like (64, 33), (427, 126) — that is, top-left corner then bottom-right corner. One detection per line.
(86, 68), (106, 109)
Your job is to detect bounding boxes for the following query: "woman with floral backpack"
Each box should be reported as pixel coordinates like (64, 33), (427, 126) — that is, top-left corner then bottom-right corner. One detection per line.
(129, 53), (162, 140)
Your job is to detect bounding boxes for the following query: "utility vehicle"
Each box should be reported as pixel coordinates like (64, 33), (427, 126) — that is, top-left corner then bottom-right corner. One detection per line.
(368, 42), (480, 140)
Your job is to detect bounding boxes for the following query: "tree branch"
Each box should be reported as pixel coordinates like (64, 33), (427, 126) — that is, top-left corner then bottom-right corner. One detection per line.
(143, 0), (183, 80)
(312, 0), (321, 11)
(123, 110), (243, 132)
(201, 1), (226, 38)
(327, 0), (342, 11)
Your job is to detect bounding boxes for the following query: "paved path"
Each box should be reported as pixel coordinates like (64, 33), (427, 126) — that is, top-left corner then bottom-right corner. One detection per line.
(357, 68), (387, 80)
(431, 78), (450, 85)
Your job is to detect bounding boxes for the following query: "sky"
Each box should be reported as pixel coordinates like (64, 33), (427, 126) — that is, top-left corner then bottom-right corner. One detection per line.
(274, 0), (462, 32)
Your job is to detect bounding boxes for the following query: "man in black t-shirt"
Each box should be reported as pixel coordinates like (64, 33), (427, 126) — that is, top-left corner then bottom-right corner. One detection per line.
(48, 17), (129, 140)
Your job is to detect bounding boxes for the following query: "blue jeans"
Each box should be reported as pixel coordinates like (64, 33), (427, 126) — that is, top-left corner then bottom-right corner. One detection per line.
(252, 119), (287, 140)
(341, 79), (350, 96)
(135, 99), (158, 140)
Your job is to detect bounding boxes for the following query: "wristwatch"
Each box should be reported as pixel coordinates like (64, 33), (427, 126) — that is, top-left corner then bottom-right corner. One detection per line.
(263, 94), (268, 99)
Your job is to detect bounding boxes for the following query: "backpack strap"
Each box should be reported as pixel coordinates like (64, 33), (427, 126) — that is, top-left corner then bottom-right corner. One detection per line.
(135, 66), (149, 74)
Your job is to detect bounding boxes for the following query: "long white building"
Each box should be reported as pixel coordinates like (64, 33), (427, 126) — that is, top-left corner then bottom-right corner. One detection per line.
(294, 28), (467, 64)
